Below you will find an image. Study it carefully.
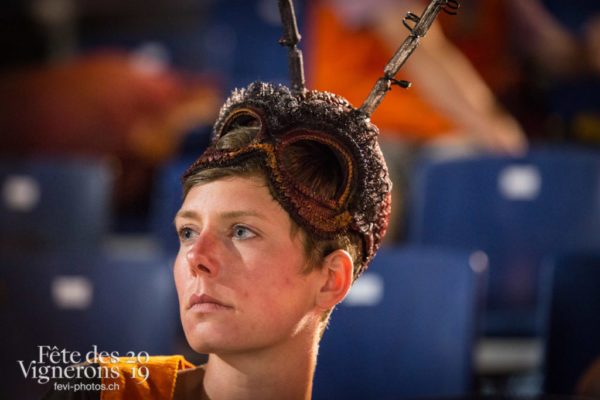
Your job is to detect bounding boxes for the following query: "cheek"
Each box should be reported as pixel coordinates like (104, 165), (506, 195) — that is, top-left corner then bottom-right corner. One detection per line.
(173, 257), (189, 303)
(243, 262), (310, 313)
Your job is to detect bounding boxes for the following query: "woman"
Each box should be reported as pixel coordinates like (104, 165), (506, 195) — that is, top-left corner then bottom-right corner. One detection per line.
(43, 82), (391, 400)
(42, 0), (458, 397)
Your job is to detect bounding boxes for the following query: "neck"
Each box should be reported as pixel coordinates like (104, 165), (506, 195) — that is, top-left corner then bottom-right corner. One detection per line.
(202, 329), (320, 400)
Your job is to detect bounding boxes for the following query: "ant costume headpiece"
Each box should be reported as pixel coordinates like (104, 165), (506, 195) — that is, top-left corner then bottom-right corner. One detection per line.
(184, 0), (459, 277)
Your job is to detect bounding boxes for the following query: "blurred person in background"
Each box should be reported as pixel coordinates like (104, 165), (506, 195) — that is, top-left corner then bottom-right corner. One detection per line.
(0, 49), (222, 226)
(306, 0), (526, 155)
(508, 0), (600, 145)
(510, 0), (600, 81)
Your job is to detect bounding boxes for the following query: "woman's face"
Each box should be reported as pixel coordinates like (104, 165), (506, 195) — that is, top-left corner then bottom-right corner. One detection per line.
(173, 175), (323, 355)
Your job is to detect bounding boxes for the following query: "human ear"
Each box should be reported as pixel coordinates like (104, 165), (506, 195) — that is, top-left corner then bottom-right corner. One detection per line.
(316, 249), (353, 310)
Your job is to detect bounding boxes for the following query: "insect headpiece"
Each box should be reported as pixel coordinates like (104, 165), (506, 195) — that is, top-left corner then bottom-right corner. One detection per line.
(184, 0), (459, 277)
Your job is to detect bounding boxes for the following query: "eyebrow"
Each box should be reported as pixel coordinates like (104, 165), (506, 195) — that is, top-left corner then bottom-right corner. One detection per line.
(173, 209), (267, 225)
(220, 210), (265, 220)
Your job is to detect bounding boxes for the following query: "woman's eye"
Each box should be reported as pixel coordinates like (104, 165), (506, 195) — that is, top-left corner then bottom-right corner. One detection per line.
(178, 227), (195, 241)
(232, 225), (256, 240)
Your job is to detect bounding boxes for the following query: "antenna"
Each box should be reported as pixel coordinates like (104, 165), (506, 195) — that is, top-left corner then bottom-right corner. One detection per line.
(359, 0), (459, 117)
(278, 0), (306, 95)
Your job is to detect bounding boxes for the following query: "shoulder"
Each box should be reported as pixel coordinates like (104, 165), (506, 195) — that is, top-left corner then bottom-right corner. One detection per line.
(173, 364), (207, 400)
(98, 355), (195, 400)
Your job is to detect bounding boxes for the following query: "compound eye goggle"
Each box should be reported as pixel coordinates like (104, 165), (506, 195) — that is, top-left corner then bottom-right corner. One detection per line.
(216, 106), (356, 218)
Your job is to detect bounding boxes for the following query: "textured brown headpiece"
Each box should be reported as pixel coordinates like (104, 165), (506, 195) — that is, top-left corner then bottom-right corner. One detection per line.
(183, 0), (456, 275)
(184, 82), (391, 272)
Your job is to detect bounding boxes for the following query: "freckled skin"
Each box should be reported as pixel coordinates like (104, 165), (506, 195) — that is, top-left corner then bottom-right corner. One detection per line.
(173, 176), (323, 356)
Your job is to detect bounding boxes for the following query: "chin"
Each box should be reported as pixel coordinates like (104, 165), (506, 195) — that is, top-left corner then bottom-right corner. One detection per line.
(188, 338), (252, 356)
(186, 331), (270, 356)
(188, 340), (217, 355)
(183, 324), (234, 355)
(184, 330), (221, 354)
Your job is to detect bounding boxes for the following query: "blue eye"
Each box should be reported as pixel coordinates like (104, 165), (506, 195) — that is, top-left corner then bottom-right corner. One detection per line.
(178, 227), (195, 241)
(233, 225), (256, 240)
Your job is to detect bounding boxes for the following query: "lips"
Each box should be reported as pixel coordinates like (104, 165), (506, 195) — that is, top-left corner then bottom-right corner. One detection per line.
(187, 293), (233, 312)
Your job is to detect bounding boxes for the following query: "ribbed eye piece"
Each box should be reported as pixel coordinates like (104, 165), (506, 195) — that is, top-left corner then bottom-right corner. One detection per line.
(277, 133), (353, 205)
(217, 108), (264, 149)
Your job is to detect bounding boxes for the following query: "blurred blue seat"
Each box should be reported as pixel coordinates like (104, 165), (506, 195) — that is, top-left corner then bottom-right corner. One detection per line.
(0, 158), (112, 253)
(151, 125), (212, 254)
(312, 245), (488, 400)
(208, 0), (306, 91)
(543, 252), (600, 395)
(0, 251), (179, 399)
(150, 156), (199, 254)
(408, 146), (600, 336)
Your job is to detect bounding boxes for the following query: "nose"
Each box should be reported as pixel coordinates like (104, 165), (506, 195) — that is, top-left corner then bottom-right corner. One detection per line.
(186, 230), (220, 277)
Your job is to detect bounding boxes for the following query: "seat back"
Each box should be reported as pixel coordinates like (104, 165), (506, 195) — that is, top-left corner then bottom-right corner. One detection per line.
(207, 0), (306, 91)
(408, 146), (600, 335)
(0, 251), (179, 399)
(312, 245), (487, 400)
(543, 252), (600, 394)
(0, 158), (112, 252)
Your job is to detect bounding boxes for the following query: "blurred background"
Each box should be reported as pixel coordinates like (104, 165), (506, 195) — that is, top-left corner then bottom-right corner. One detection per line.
(2, 0), (600, 399)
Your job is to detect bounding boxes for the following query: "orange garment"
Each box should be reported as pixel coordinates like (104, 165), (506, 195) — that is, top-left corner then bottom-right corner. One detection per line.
(306, 2), (455, 141)
(98, 355), (194, 400)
